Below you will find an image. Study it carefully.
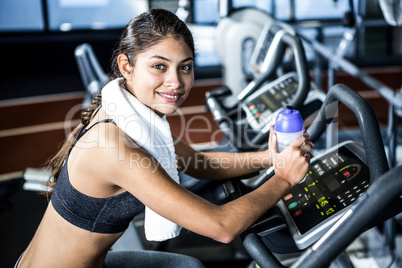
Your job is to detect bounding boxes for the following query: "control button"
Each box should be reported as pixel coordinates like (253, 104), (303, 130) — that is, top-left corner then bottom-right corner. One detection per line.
(336, 195), (345, 203)
(329, 157), (338, 167)
(343, 199), (352, 206)
(254, 112), (261, 118)
(284, 193), (293, 201)
(355, 188), (362, 194)
(251, 108), (258, 114)
(313, 164), (325, 176)
(274, 93), (281, 100)
(292, 210), (302, 218)
(249, 105), (256, 111)
(288, 202), (298, 209)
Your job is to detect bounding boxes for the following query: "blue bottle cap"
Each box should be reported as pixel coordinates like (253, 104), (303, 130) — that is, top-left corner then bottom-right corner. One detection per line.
(274, 106), (304, 133)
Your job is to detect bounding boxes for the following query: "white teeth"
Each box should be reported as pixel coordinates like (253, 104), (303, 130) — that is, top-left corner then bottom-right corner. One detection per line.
(159, 93), (179, 99)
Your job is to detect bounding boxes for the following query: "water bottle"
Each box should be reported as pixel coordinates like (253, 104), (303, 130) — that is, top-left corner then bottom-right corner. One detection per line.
(274, 106), (304, 152)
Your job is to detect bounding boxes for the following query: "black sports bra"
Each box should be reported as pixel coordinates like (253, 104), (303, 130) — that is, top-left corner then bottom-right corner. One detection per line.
(51, 115), (145, 233)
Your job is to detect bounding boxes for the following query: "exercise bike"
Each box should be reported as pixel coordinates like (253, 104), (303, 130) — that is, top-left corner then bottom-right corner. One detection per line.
(207, 20), (325, 152)
(224, 84), (401, 267)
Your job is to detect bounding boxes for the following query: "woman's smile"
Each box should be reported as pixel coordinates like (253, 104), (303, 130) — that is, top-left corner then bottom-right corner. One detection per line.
(157, 92), (184, 103)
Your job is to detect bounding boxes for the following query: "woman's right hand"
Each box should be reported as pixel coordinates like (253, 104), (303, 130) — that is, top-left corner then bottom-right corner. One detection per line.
(268, 126), (313, 187)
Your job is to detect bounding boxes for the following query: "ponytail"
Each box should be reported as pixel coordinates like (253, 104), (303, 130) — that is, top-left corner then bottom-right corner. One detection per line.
(45, 93), (102, 200)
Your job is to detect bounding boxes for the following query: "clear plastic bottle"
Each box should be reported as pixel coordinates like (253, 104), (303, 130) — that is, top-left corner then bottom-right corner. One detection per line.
(274, 106), (304, 152)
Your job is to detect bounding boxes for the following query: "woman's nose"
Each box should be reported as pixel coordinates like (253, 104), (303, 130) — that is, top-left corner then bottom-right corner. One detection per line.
(165, 71), (182, 89)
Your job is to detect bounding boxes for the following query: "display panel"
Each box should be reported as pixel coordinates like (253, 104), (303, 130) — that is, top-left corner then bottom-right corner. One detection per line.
(242, 72), (298, 130)
(282, 145), (370, 235)
(249, 23), (287, 76)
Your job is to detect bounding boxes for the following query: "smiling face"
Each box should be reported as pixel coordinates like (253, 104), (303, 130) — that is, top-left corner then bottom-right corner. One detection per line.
(118, 36), (194, 116)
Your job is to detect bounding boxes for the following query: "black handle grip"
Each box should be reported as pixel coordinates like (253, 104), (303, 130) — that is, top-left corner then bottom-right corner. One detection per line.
(291, 165), (402, 268)
(308, 84), (388, 182)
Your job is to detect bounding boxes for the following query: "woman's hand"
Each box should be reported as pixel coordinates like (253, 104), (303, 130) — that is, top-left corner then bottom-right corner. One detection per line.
(268, 126), (313, 187)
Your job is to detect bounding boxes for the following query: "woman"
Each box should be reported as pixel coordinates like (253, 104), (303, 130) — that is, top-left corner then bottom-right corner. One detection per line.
(16, 9), (312, 268)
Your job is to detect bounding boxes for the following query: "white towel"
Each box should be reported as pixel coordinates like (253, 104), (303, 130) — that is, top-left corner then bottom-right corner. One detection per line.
(102, 78), (182, 241)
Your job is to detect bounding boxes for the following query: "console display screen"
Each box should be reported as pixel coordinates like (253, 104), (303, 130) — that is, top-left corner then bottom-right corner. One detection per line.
(250, 23), (285, 76)
(244, 74), (298, 129)
(282, 146), (370, 234)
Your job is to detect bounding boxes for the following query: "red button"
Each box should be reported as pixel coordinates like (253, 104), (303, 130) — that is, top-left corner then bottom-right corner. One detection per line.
(292, 210), (302, 218)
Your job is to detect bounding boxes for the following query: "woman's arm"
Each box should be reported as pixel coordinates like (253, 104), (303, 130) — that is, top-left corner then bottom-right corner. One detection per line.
(174, 137), (270, 180)
(174, 127), (312, 181)
(103, 128), (311, 244)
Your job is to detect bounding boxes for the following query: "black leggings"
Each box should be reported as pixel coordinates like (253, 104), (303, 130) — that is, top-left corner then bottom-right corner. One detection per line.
(15, 250), (205, 268)
(104, 250), (205, 268)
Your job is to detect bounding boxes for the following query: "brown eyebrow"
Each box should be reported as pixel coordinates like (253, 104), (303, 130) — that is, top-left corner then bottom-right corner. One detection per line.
(150, 55), (194, 63)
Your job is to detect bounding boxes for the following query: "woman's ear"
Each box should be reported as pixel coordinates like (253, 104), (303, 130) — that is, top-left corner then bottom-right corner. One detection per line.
(117, 54), (133, 81)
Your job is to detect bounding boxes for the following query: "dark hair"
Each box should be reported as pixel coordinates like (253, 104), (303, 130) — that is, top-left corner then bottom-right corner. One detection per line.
(45, 9), (195, 199)
(110, 8), (195, 80)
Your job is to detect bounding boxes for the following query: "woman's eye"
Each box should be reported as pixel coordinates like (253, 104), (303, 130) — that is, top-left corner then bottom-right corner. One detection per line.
(153, 64), (166, 70)
(180, 65), (192, 72)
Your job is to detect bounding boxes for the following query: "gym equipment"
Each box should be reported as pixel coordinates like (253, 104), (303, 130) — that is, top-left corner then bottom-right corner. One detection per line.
(291, 166), (402, 268)
(227, 84), (401, 267)
(248, 21), (296, 79)
(74, 43), (109, 109)
(207, 21), (324, 151)
(299, 1), (402, 252)
(379, 0), (402, 26)
(215, 4), (273, 108)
